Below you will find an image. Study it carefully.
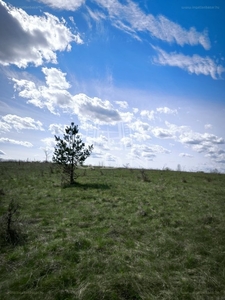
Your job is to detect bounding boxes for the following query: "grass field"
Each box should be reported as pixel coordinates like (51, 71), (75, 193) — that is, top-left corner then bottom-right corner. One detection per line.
(0, 161), (225, 299)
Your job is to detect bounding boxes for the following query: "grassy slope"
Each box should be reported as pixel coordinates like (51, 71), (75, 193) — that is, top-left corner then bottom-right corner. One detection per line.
(0, 162), (225, 299)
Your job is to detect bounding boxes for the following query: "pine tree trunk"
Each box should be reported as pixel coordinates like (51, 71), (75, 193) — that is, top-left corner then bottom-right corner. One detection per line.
(70, 164), (74, 184)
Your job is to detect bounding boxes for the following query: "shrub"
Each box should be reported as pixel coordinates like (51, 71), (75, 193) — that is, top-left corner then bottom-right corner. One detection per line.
(0, 199), (25, 246)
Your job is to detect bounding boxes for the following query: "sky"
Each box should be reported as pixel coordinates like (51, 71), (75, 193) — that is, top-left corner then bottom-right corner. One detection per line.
(0, 0), (225, 172)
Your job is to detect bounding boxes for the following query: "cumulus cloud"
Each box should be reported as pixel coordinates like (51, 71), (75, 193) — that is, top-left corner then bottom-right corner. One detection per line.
(0, 0), (82, 68)
(204, 147), (225, 164)
(179, 132), (224, 145)
(130, 132), (151, 142)
(38, 0), (85, 10)
(148, 121), (187, 140)
(0, 137), (33, 147)
(104, 153), (117, 161)
(91, 149), (104, 159)
(2, 114), (44, 131)
(0, 121), (11, 132)
(119, 112), (133, 123)
(127, 120), (151, 133)
(152, 127), (174, 139)
(205, 124), (212, 130)
(140, 144), (171, 154)
(42, 68), (71, 90)
(87, 135), (109, 150)
(12, 68), (124, 124)
(156, 107), (177, 114)
(133, 108), (139, 114)
(115, 101), (128, 109)
(72, 94), (122, 125)
(153, 46), (225, 79)
(165, 121), (189, 135)
(94, 0), (210, 49)
(179, 153), (193, 158)
(127, 143), (170, 161)
(140, 110), (155, 120)
(180, 132), (225, 164)
(41, 137), (56, 148)
(49, 123), (65, 135)
(121, 137), (133, 147)
(79, 122), (98, 131)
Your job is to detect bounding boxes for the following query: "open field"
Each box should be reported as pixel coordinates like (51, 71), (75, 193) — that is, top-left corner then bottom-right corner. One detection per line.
(0, 161), (225, 299)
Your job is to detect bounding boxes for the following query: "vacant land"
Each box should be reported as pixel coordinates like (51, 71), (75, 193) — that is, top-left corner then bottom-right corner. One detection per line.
(0, 161), (225, 299)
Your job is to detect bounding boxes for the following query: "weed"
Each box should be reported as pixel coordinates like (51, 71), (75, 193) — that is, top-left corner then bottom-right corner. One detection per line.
(138, 169), (151, 182)
(0, 199), (26, 246)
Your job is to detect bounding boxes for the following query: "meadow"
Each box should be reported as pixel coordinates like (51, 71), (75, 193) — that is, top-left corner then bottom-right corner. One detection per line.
(0, 161), (225, 299)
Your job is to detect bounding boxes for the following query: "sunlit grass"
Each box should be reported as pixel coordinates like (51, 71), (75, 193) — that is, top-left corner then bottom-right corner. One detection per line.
(0, 161), (225, 299)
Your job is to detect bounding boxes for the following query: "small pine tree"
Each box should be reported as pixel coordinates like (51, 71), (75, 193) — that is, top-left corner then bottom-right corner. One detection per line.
(52, 122), (93, 185)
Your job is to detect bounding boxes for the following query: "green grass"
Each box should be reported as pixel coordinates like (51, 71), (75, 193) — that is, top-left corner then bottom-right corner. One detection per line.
(0, 161), (225, 299)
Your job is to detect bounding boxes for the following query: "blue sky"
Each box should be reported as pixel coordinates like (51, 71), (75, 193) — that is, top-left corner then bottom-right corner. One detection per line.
(0, 0), (225, 172)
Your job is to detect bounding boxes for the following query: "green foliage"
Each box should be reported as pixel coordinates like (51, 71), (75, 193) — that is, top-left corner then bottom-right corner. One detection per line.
(52, 123), (93, 184)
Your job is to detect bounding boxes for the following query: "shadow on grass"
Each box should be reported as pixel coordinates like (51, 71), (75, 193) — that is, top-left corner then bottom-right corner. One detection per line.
(63, 181), (110, 190)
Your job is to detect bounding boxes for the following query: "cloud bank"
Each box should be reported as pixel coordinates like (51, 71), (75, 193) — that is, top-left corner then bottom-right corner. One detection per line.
(0, 0), (82, 67)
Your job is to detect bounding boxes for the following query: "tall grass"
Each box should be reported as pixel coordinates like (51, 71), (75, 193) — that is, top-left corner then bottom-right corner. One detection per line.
(0, 161), (225, 299)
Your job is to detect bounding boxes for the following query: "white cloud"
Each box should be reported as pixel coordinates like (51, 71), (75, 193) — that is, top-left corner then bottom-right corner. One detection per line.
(147, 121), (187, 140)
(152, 127), (174, 139)
(38, 0), (85, 10)
(72, 93), (122, 125)
(104, 153), (117, 161)
(156, 107), (177, 114)
(0, 137), (33, 147)
(0, 150), (6, 155)
(94, 0), (210, 49)
(127, 147), (141, 160)
(179, 153), (193, 158)
(91, 149), (104, 159)
(12, 68), (124, 124)
(128, 143), (170, 161)
(119, 112), (133, 123)
(141, 152), (156, 160)
(87, 135), (110, 150)
(140, 144), (170, 154)
(180, 132), (224, 145)
(205, 124), (212, 130)
(133, 108), (139, 114)
(2, 114), (44, 131)
(165, 121), (189, 135)
(49, 124), (65, 135)
(41, 137), (56, 148)
(12, 68), (74, 114)
(115, 100), (128, 109)
(204, 147), (225, 164)
(79, 122), (98, 131)
(140, 110), (155, 120)
(0, 0), (82, 68)
(0, 121), (11, 132)
(121, 137), (132, 147)
(127, 120), (151, 133)
(86, 6), (106, 22)
(42, 68), (71, 90)
(153, 47), (225, 79)
(130, 132), (151, 142)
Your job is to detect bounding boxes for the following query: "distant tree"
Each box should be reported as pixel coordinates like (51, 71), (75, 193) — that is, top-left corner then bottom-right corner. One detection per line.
(177, 164), (181, 172)
(43, 148), (52, 163)
(52, 122), (93, 185)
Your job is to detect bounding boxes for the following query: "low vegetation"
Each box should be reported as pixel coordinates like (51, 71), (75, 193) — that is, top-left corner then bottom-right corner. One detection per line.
(1, 161), (225, 299)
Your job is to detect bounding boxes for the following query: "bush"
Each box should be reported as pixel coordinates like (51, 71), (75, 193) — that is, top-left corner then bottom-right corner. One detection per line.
(0, 199), (26, 246)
